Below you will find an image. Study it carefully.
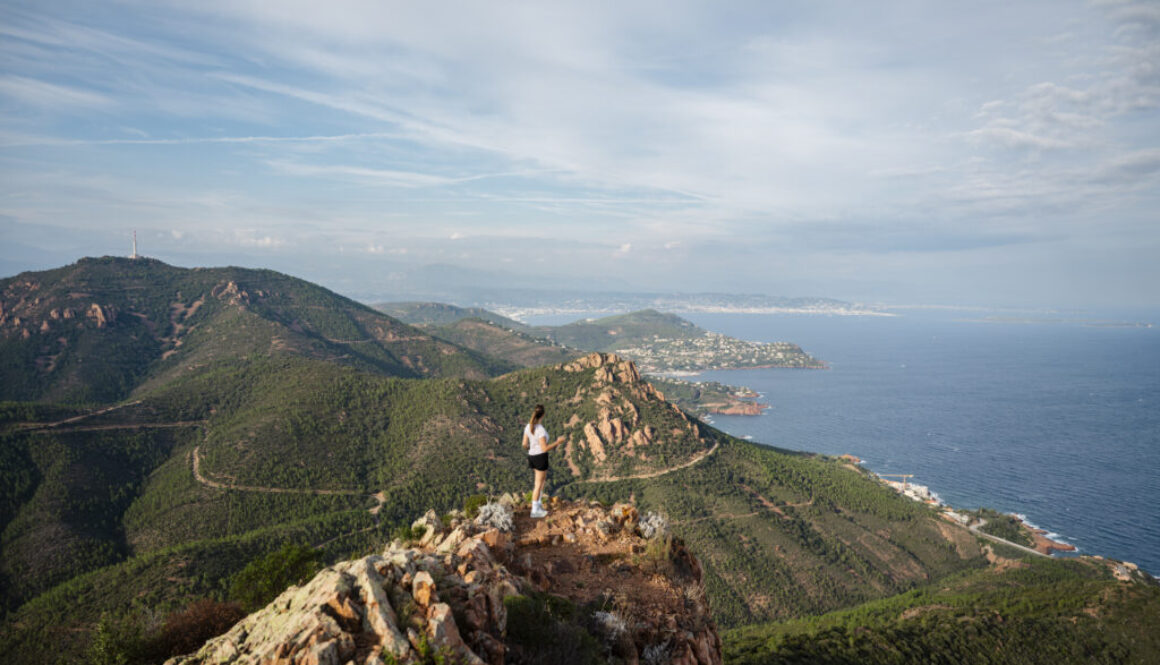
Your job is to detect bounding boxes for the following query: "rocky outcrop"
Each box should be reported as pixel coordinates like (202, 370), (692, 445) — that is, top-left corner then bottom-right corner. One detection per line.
(86, 303), (113, 328)
(166, 498), (721, 665)
(561, 353), (704, 475)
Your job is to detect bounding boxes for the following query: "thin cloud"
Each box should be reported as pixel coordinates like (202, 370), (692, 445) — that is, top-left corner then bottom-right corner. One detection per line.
(0, 75), (114, 109)
(0, 132), (404, 148)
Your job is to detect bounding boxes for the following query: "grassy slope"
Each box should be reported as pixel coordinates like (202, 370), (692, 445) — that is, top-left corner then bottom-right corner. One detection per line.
(559, 440), (983, 627)
(425, 318), (583, 368)
(725, 557), (1160, 664)
(374, 301), (531, 333)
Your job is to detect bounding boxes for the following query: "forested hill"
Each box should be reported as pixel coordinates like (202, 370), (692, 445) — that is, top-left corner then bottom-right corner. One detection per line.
(375, 301), (531, 333)
(543, 308), (702, 349)
(0, 257), (508, 403)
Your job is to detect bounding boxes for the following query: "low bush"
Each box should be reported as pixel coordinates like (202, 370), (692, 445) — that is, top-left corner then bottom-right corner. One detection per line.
(463, 494), (488, 519)
(229, 544), (320, 611)
(503, 593), (604, 665)
(152, 598), (245, 659)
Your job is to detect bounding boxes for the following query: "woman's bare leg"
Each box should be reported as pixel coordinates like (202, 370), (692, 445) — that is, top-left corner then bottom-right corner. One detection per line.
(533, 470), (547, 503)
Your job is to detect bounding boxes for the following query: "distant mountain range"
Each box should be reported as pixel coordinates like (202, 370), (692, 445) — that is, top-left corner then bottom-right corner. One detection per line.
(1, 258), (1156, 665)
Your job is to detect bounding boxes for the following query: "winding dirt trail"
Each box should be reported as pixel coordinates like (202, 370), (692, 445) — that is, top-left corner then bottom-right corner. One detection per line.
(576, 441), (721, 484)
(34, 421), (205, 433)
(674, 511), (762, 526)
(191, 446), (368, 497)
(191, 446), (386, 548)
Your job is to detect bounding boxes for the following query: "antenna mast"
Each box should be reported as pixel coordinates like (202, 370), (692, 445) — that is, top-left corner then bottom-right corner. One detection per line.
(131, 230), (139, 259)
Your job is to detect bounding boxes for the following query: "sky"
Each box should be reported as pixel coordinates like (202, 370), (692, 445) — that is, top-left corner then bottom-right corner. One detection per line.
(1, 0), (1158, 309)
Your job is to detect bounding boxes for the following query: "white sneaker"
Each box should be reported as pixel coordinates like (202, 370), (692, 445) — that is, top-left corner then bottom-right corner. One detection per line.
(531, 502), (548, 518)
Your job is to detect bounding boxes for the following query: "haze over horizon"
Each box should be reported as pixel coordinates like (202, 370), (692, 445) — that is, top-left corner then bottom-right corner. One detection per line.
(2, 1), (1158, 310)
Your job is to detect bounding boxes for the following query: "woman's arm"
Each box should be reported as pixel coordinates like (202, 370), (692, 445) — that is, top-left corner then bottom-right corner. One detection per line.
(544, 435), (567, 452)
(522, 430), (529, 451)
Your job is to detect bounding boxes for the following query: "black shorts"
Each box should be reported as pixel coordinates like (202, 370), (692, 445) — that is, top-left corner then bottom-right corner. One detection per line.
(527, 453), (549, 471)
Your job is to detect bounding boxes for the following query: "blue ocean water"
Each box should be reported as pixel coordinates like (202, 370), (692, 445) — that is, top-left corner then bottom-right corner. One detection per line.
(528, 310), (1160, 575)
(678, 311), (1160, 575)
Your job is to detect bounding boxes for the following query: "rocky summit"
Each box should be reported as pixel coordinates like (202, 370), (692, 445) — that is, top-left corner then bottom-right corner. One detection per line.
(165, 497), (721, 665)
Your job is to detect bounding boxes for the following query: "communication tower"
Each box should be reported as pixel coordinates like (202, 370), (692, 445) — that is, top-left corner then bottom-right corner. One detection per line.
(131, 230), (139, 259)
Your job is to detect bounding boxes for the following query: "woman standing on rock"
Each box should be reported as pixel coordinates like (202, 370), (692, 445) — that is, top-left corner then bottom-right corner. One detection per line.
(523, 404), (565, 518)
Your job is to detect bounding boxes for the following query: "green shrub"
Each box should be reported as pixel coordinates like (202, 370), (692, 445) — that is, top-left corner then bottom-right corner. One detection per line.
(463, 494), (488, 519)
(392, 524), (427, 543)
(503, 593), (603, 665)
(86, 613), (145, 665)
(229, 544), (319, 612)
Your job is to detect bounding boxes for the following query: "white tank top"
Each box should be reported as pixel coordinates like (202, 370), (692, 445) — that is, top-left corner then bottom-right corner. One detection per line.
(526, 423), (549, 455)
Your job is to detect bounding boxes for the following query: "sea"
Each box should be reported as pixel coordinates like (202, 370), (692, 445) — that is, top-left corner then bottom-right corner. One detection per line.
(528, 308), (1160, 576)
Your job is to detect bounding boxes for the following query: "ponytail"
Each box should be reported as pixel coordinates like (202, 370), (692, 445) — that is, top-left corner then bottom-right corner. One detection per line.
(528, 404), (545, 432)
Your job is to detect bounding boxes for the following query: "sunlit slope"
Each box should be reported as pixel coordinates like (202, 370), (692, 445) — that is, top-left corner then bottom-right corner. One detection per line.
(425, 317), (583, 367)
(0, 257), (507, 403)
(725, 556), (1160, 664)
(559, 437), (985, 626)
(165, 353), (714, 512)
(375, 301), (532, 333)
(542, 308), (701, 350)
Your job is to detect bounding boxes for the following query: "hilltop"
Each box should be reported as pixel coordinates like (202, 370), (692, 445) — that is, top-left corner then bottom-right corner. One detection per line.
(0, 257), (507, 403)
(419, 317), (581, 369)
(380, 303), (772, 417)
(166, 497), (721, 665)
(375, 301), (532, 334)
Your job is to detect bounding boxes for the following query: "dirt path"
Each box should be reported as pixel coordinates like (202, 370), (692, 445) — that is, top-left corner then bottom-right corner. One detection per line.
(191, 447), (387, 548)
(191, 445), (369, 498)
(14, 400), (144, 430)
(29, 421), (205, 433)
(674, 511), (761, 526)
(577, 441), (721, 484)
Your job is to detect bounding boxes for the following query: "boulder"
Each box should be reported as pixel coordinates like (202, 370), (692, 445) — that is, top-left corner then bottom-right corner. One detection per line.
(412, 570), (437, 607)
(427, 603), (485, 665)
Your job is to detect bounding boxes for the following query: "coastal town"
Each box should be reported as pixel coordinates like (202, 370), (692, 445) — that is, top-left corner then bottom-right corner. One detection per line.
(614, 331), (826, 373)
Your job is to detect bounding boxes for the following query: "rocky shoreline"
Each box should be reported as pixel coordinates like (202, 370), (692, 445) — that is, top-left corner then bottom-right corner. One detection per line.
(1022, 520), (1078, 555)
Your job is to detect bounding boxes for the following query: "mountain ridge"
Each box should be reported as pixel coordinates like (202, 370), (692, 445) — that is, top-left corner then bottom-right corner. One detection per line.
(0, 257), (509, 403)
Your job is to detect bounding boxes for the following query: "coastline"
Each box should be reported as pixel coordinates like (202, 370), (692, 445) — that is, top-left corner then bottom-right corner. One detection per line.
(1018, 517), (1078, 555)
(864, 463), (1082, 559)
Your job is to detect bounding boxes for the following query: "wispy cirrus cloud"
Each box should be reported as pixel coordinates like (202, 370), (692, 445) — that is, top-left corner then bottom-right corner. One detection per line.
(0, 75), (115, 110)
(1, 0), (1158, 307)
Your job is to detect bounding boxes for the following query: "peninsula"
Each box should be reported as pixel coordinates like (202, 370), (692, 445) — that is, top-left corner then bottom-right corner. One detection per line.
(539, 309), (826, 373)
